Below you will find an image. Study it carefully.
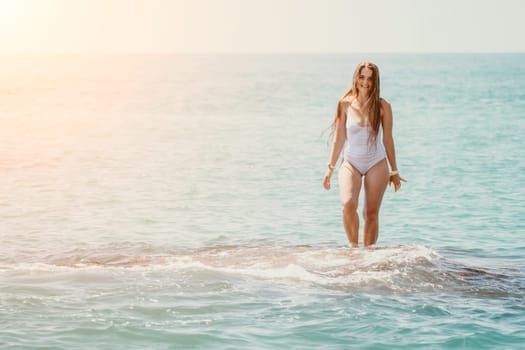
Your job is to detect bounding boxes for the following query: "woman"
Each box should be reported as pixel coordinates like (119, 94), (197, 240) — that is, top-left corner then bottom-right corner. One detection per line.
(323, 62), (406, 248)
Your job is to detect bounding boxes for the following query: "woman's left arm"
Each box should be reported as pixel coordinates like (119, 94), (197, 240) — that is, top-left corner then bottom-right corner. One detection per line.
(381, 99), (406, 192)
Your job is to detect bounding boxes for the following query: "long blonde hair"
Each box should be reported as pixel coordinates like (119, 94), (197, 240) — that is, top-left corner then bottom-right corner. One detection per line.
(331, 62), (382, 143)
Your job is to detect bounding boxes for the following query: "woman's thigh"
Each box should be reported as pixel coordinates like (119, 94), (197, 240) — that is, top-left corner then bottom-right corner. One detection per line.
(363, 159), (389, 212)
(338, 160), (362, 208)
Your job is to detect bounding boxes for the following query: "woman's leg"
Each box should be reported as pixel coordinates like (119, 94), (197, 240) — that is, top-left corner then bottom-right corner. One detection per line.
(338, 161), (362, 247)
(363, 160), (389, 247)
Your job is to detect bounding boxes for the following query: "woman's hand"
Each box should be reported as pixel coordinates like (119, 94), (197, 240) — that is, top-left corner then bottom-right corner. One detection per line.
(323, 168), (334, 190)
(389, 173), (407, 192)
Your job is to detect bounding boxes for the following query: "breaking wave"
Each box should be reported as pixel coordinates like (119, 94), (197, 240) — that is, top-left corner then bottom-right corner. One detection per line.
(0, 243), (518, 295)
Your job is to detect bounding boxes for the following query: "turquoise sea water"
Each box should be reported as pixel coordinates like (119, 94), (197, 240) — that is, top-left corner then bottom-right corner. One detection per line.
(0, 54), (524, 349)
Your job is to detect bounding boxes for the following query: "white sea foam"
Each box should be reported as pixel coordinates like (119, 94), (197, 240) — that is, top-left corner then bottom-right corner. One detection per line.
(0, 244), (449, 292)
(0, 243), (507, 294)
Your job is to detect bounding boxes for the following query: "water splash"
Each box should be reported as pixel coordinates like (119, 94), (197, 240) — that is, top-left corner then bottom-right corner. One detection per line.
(1, 243), (518, 296)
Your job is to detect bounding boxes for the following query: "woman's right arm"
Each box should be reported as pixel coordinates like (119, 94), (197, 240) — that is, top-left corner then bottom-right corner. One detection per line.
(323, 100), (347, 190)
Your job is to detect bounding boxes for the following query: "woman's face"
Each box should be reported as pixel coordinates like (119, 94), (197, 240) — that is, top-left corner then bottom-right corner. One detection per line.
(357, 67), (374, 96)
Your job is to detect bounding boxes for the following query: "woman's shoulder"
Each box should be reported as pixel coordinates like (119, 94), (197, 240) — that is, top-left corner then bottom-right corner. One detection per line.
(338, 95), (354, 107)
(336, 96), (352, 119)
(379, 97), (391, 109)
(379, 97), (392, 115)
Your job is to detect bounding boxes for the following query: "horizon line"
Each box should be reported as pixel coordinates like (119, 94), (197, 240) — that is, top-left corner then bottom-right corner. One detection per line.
(0, 51), (524, 55)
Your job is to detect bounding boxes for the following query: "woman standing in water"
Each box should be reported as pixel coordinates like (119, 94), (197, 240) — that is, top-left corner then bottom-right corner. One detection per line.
(323, 62), (406, 248)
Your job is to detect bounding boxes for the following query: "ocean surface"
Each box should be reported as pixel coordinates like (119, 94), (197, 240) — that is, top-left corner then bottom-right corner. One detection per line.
(0, 53), (524, 349)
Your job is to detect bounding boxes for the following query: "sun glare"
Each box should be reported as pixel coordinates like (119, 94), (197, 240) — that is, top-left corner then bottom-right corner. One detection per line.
(0, 0), (31, 35)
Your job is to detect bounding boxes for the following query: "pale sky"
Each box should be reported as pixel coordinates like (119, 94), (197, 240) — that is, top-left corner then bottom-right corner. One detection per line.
(1, 0), (524, 53)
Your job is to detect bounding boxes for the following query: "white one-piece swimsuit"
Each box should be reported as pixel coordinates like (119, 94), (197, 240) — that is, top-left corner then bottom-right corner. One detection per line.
(343, 106), (386, 175)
